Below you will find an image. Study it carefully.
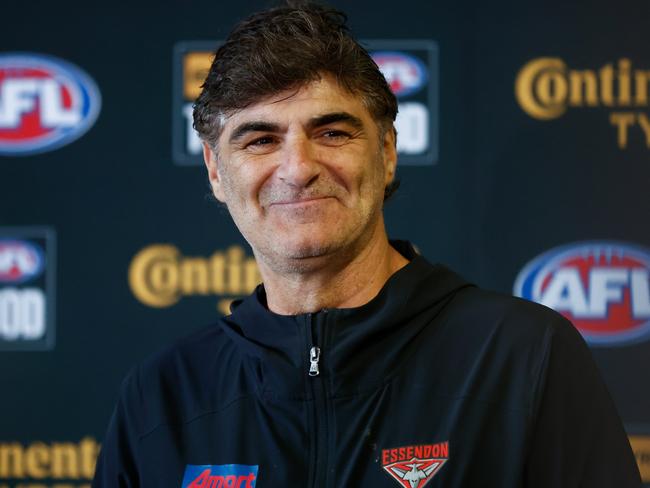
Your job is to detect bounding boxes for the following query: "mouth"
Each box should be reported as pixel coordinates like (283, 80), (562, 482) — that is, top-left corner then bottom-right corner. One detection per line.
(269, 196), (334, 207)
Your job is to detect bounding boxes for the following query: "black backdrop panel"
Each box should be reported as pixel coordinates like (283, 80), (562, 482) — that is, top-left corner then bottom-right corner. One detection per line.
(1, 0), (649, 484)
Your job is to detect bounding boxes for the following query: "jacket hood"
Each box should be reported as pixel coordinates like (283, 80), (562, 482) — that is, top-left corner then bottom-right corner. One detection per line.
(219, 241), (473, 398)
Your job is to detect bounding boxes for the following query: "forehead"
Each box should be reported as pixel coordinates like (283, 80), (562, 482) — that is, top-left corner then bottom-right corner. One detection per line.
(221, 76), (373, 133)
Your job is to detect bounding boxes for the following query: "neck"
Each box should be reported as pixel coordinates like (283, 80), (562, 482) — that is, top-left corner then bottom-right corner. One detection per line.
(257, 221), (409, 315)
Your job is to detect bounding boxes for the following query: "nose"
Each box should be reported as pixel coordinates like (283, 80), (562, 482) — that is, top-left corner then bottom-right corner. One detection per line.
(275, 135), (320, 188)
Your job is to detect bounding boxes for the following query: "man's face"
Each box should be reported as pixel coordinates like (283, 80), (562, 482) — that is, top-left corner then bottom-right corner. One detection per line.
(203, 75), (397, 273)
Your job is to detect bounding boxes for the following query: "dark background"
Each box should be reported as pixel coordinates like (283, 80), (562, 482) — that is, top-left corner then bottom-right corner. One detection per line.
(1, 0), (649, 484)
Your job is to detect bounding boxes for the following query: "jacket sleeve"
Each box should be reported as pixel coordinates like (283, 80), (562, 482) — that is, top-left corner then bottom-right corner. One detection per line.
(524, 317), (642, 487)
(92, 367), (143, 488)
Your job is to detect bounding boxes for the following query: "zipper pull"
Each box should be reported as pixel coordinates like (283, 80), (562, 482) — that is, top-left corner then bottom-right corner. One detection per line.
(309, 346), (321, 377)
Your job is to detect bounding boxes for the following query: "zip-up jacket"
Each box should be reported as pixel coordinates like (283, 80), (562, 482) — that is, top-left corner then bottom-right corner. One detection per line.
(93, 244), (641, 487)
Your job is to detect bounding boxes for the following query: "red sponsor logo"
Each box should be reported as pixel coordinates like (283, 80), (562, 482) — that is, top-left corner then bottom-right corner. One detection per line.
(186, 468), (256, 488)
(381, 442), (449, 488)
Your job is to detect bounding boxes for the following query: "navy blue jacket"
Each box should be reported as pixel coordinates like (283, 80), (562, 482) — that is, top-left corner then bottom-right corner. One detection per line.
(93, 247), (641, 487)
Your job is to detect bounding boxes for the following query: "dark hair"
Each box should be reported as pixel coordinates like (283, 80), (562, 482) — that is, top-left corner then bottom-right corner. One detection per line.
(193, 1), (400, 199)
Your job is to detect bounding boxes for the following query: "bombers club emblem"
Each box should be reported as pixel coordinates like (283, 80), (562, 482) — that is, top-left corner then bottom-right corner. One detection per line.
(514, 241), (650, 346)
(0, 52), (101, 155)
(381, 442), (449, 487)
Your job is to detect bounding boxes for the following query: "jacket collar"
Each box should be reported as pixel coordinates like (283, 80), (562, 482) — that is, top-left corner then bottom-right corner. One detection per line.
(219, 241), (472, 398)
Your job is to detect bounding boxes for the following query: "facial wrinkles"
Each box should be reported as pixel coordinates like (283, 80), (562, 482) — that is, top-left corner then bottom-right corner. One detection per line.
(212, 78), (391, 268)
(258, 176), (347, 208)
(256, 135), (386, 211)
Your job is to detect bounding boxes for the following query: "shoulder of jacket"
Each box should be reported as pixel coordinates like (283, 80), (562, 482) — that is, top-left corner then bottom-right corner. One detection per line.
(116, 320), (247, 439)
(444, 286), (575, 348)
(138, 321), (228, 377)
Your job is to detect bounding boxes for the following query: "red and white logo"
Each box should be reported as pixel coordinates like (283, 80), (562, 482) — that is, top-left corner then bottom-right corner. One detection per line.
(0, 53), (101, 155)
(381, 442), (449, 487)
(372, 52), (427, 98)
(514, 241), (650, 346)
(0, 240), (43, 284)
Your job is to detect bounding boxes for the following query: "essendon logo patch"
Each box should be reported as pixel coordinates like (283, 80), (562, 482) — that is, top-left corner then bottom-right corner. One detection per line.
(381, 442), (449, 487)
(181, 464), (258, 488)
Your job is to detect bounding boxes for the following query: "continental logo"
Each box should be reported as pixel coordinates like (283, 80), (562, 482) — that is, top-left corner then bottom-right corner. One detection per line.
(128, 244), (261, 314)
(0, 437), (99, 487)
(515, 57), (650, 148)
(630, 435), (650, 482)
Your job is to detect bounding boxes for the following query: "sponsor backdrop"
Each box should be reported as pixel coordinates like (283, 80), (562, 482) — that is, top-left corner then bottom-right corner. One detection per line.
(1, 0), (649, 485)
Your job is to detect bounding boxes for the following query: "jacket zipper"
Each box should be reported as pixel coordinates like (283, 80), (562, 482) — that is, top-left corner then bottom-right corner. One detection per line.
(307, 313), (329, 487)
(309, 346), (321, 376)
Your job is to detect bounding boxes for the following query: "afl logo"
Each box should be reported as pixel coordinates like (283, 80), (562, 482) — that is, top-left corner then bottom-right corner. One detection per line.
(514, 242), (650, 346)
(0, 53), (101, 155)
(372, 51), (427, 98)
(0, 240), (44, 284)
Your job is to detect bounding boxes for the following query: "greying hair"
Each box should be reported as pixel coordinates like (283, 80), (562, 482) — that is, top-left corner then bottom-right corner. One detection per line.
(193, 1), (400, 199)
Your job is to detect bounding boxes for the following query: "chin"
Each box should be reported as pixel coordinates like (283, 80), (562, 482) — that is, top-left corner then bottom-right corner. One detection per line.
(249, 223), (371, 272)
(279, 238), (335, 260)
(262, 231), (352, 270)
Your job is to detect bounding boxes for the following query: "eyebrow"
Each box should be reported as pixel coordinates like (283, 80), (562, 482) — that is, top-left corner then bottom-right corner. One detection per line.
(228, 121), (281, 144)
(307, 112), (365, 131)
(227, 112), (365, 144)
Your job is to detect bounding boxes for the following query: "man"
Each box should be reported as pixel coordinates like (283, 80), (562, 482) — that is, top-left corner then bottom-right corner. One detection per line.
(93, 2), (641, 487)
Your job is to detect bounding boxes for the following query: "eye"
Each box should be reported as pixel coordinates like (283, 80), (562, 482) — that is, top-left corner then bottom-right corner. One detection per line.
(319, 130), (351, 145)
(248, 136), (275, 146)
(244, 135), (278, 154)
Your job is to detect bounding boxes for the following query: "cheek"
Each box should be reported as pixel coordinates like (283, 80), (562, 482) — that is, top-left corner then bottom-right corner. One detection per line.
(328, 149), (377, 191)
(357, 154), (386, 188)
(217, 169), (238, 202)
(220, 163), (273, 214)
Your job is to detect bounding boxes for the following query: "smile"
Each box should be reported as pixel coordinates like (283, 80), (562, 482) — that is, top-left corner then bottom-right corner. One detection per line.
(269, 196), (335, 207)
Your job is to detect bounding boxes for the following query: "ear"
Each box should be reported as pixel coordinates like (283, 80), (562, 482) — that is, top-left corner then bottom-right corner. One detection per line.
(382, 126), (398, 186)
(202, 142), (227, 202)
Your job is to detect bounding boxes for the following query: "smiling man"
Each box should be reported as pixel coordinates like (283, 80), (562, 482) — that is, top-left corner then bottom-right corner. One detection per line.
(203, 75), (407, 314)
(93, 2), (641, 487)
